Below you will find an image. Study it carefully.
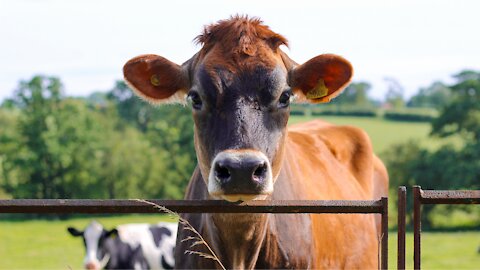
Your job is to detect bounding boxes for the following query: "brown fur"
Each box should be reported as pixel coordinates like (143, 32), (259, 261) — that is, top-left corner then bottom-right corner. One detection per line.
(195, 15), (288, 57)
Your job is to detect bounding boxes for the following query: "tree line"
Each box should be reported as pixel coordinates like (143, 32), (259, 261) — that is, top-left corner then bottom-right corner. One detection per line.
(334, 77), (451, 110)
(0, 76), (195, 200)
(383, 70), (480, 229)
(290, 77), (451, 121)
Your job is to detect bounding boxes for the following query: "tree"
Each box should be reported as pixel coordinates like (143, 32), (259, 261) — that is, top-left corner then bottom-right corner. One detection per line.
(106, 80), (196, 198)
(4, 76), (109, 199)
(431, 70), (480, 140)
(333, 81), (373, 107)
(145, 106), (196, 199)
(429, 70), (480, 190)
(384, 77), (405, 108)
(107, 80), (152, 132)
(407, 81), (451, 109)
(11, 75), (66, 198)
(0, 107), (21, 199)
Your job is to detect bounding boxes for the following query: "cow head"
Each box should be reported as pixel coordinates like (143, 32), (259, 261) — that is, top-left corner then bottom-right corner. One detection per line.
(124, 16), (352, 202)
(67, 221), (117, 270)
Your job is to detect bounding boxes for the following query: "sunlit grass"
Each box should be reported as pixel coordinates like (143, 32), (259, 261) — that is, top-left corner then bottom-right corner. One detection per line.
(1, 217), (479, 270)
(388, 232), (480, 269)
(289, 115), (461, 156)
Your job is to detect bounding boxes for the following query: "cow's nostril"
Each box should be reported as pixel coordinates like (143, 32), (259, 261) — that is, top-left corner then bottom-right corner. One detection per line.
(253, 162), (267, 180)
(215, 164), (231, 182)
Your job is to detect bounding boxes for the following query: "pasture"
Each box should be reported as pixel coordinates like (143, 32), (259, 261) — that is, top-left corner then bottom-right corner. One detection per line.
(289, 115), (446, 155)
(1, 215), (480, 269)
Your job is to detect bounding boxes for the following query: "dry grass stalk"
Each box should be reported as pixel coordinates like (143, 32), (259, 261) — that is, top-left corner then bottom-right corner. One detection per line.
(135, 199), (226, 270)
(377, 232), (384, 269)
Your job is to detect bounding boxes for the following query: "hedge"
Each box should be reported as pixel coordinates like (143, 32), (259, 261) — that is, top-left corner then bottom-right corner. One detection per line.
(383, 108), (438, 122)
(311, 108), (378, 117)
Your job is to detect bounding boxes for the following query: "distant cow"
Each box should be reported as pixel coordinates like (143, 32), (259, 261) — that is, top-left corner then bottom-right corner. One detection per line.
(123, 16), (388, 269)
(68, 221), (177, 270)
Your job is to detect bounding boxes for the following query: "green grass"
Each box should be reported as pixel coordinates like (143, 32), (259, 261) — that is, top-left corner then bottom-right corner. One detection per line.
(388, 232), (480, 269)
(1, 217), (479, 270)
(289, 115), (456, 155)
(0, 215), (173, 270)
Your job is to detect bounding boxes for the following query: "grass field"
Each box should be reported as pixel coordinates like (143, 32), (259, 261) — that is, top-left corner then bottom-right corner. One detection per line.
(388, 231), (480, 269)
(1, 215), (480, 269)
(289, 115), (454, 155)
(0, 215), (174, 270)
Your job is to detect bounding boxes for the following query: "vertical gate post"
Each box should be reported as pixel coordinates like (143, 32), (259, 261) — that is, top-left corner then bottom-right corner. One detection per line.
(381, 196), (388, 270)
(397, 186), (406, 270)
(413, 185), (422, 269)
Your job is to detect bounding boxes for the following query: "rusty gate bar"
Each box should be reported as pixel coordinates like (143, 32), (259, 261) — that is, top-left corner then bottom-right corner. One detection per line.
(420, 190), (480, 204)
(413, 186), (422, 269)
(412, 186), (480, 269)
(380, 197), (388, 270)
(397, 186), (406, 270)
(0, 199), (384, 214)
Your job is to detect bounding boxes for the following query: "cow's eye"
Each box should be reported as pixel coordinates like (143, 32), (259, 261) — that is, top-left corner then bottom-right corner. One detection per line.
(278, 90), (292, 108)
(187, 91), (203, 110)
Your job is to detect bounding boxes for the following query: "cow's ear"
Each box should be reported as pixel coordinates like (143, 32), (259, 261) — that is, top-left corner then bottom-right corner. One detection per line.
(123, 54), (189, 104)
(67, 227), (83, 237)
(289, 54), (353, 103)
(105, 228), (118, 238)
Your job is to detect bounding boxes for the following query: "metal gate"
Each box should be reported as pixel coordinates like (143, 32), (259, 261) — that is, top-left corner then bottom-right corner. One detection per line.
(411, 186), (480, 269)
(0, 198), (389, 269)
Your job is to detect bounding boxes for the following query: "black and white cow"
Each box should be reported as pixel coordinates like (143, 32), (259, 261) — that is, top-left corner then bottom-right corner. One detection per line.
(68, 221), (177, 270)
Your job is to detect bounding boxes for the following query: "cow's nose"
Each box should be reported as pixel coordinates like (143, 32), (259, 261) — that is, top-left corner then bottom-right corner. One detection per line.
(85, 262), (97, 270)
(209, 150), (273, 199)
(214, 157), (268, 187)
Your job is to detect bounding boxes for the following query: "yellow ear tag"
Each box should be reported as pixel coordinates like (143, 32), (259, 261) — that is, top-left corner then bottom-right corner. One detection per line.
(306, 79), (329, 99)
(150, 74), (160, 86)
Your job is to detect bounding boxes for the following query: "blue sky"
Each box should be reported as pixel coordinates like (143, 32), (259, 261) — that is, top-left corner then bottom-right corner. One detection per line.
(1, 0), (479, 101)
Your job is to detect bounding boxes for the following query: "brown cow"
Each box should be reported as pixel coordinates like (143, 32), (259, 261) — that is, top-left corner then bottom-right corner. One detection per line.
(124, 16), (388, 269)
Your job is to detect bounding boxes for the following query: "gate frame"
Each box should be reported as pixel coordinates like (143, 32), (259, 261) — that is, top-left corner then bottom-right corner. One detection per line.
(0, 198), (389, 269)
(412, 185), (480, 269)
(397, 186), (407, 270)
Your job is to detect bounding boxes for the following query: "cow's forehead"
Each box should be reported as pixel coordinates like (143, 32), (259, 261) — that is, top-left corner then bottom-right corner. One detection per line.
(196, 62), (287, 98)
(84, 221), (104, 241)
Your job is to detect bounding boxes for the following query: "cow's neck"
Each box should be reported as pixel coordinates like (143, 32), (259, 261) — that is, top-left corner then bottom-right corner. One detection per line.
(206, 213), (269, 269)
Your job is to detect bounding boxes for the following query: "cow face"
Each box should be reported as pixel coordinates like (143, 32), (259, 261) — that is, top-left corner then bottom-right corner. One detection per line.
(124, 17), (352, 202)
(68, 221), (117, 270)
